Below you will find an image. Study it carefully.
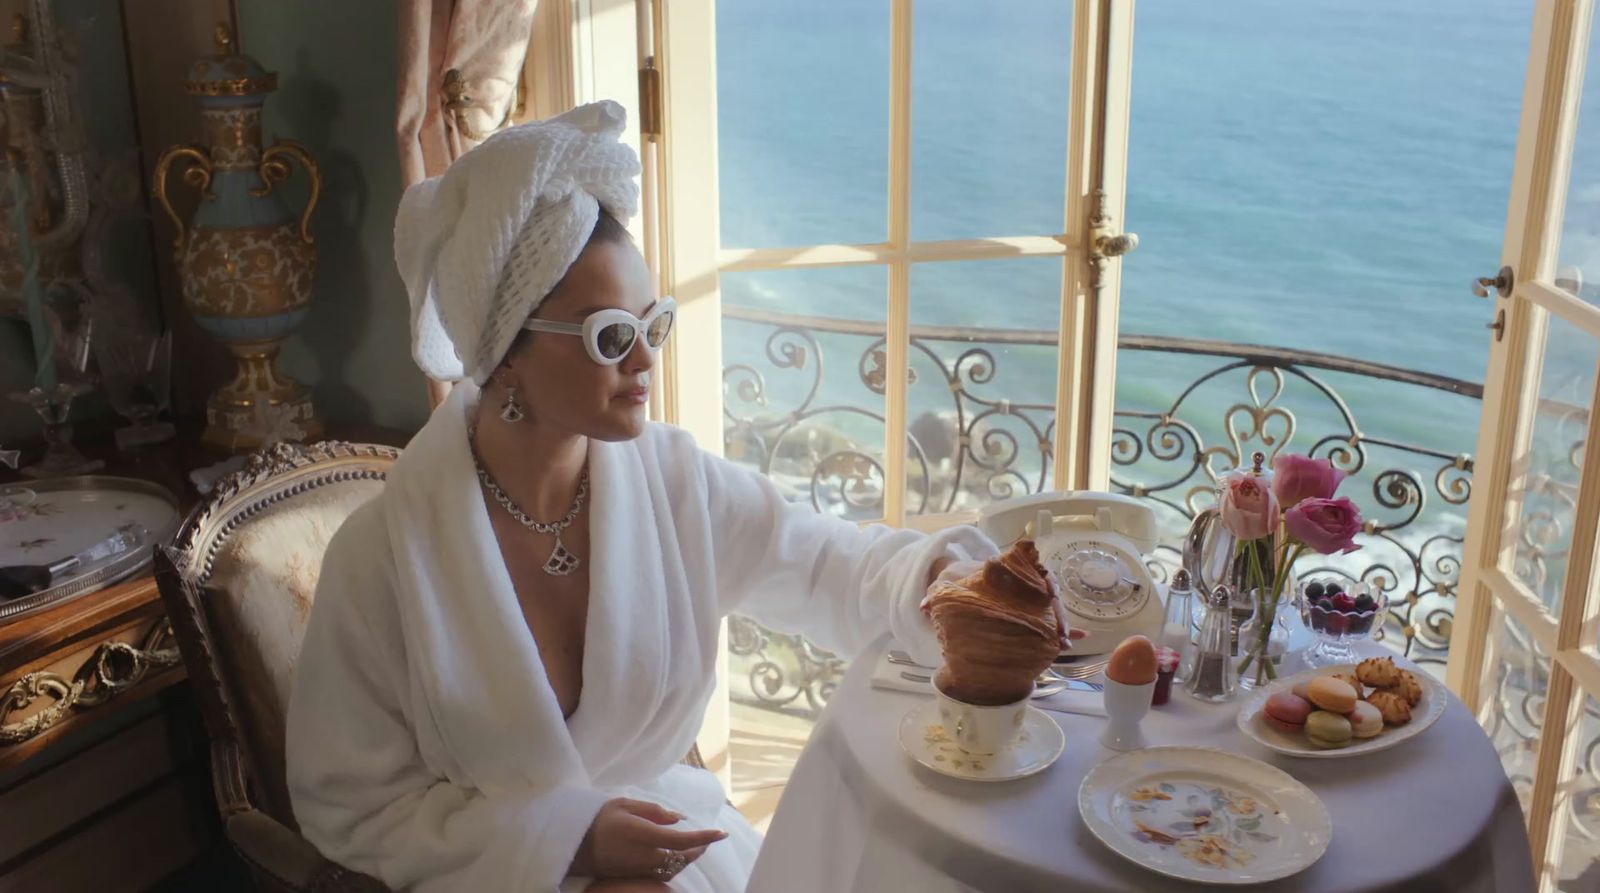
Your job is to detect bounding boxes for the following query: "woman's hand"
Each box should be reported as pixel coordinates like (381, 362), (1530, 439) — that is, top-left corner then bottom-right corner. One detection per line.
(571, 798), (727, 882)
(1035, 568), (1084, 649)
(921, 559), (984, 616)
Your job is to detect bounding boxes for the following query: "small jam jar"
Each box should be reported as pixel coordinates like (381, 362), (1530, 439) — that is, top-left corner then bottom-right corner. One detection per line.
(1152, 646), (1180, 706)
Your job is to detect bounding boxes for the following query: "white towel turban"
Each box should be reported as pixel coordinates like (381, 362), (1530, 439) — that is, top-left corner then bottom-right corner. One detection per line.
(394, 100), (642, 384)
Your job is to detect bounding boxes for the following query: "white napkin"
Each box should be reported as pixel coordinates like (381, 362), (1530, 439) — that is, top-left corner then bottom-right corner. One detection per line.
(869, 648), (1107, 717)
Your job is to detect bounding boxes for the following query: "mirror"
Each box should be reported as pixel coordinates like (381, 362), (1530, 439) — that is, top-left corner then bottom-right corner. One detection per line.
(0, 0), (165, 450)
(0, 0), (162, 334)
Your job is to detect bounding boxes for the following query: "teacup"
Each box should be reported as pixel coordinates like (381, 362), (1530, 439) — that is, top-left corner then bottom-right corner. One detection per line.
(933, 675), (1028, 756)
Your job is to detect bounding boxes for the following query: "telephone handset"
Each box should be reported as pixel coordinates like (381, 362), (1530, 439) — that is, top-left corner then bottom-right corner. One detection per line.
(978, 492), (1164, 657)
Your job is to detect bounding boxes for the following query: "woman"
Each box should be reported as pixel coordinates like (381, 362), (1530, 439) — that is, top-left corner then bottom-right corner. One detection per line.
(285, 102), (1004, 893)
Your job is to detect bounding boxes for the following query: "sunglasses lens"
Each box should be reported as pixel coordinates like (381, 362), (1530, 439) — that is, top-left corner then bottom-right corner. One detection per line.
(595, 322), (637, 360)
(646, 309), (675, 348)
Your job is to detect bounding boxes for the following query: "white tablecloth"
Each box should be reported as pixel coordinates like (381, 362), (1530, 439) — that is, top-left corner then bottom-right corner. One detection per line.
(747, 637), (1535, 893)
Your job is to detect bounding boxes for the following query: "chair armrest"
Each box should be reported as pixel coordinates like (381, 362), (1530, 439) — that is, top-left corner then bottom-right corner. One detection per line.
(226, 810), (391, 893)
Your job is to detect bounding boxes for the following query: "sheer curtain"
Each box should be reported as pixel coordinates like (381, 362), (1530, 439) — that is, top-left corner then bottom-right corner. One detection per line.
(396, 0), (539, 408)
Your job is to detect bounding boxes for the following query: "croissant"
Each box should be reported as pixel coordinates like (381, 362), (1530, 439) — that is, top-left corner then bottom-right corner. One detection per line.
(927, 540), (1061, 705)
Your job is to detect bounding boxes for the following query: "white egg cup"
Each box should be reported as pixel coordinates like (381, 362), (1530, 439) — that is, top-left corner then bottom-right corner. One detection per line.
(1099, 677), (1155, 751)
(933, 678), (1028, 756)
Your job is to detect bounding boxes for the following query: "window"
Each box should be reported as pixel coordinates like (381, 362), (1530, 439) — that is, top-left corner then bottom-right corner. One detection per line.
(650, 0), (1133, 822)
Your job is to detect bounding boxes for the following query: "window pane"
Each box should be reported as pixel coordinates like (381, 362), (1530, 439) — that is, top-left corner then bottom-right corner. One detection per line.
(1556, 690), (1600, 890)
(1506, 313), (1595, 616)
(723, 267), (888, 521)
(1122, 0), (1524, 379)
(1557, 4), (1600, 302)
(716, 1), (888, 248)
(1485, 609), (1547, 815)
(1114, 0), (1529, 661)
(905, 258), (1060, 513)
(910, 0), (1071, 240)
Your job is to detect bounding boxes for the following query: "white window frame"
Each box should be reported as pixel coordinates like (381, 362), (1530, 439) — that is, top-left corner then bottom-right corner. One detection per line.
(1445, 0), (1600, 885)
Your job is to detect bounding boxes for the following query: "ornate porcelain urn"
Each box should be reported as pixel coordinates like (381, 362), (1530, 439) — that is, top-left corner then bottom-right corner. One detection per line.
(154, 24), (322, 451)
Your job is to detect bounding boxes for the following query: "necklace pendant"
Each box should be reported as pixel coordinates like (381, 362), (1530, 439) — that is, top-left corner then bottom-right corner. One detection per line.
(544, 539), (582, 576)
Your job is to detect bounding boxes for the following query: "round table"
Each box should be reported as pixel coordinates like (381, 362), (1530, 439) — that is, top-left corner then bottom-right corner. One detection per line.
(747, 637), (1535, 893)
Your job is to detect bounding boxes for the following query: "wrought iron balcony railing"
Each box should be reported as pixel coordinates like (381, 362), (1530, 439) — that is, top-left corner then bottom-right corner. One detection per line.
(718, 303), (1579, 791)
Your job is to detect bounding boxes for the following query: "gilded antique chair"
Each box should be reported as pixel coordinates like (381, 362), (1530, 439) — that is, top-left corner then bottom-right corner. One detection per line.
(155, 441), (399, 893)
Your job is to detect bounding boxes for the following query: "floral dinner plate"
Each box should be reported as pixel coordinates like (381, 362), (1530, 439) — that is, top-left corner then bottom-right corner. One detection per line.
(1078, 746), (1331, 885)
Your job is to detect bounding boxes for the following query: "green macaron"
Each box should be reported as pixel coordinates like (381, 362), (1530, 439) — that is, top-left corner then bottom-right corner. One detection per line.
(1304, 710), (1353, 749)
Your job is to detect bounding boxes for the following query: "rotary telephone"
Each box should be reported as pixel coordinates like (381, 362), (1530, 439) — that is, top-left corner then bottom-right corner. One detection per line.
(977, 492), (1164, 657)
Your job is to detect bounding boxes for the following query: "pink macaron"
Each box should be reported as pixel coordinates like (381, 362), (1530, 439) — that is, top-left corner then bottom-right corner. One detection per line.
(1263, 692), (1313, 734)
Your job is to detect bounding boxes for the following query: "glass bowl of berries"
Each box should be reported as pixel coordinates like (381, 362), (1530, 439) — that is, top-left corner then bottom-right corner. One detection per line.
(1296, 578), (1388, 668)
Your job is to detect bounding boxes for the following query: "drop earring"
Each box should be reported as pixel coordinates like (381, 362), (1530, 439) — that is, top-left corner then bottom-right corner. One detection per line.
(500, 385), (526, 423)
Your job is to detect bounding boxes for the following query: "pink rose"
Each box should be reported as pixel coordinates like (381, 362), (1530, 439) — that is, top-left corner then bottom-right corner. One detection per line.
(1285, 497), (1364, 555)
(1219, 473), (1276, 541)
(1272, 454), (1346, 509)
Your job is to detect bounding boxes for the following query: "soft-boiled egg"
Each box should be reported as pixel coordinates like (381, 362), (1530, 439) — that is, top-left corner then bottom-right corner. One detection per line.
(1105, 635), (1158, 685)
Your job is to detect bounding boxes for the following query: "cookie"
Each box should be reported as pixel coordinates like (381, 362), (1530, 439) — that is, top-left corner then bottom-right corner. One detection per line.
(1390, 669), (1423, 706)
(1364, 688), (1413, 726)
(1356, 656), (1401, 689)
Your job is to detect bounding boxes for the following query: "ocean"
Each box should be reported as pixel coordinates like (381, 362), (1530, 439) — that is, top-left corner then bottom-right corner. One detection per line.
(710, 0), (1560, 544)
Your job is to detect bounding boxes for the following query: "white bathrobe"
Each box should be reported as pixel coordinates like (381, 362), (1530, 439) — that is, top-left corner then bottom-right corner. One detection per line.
(285, 383), (996, 892)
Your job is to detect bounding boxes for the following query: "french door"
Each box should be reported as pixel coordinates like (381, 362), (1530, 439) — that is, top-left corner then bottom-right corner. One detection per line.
(1448, 0), (1600, 887)
(640, 0), (1139, 786)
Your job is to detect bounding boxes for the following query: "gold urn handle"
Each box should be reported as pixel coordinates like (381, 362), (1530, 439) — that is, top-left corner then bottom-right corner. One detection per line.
(151, 145), (215, 254)
(253, 139), (322, 245)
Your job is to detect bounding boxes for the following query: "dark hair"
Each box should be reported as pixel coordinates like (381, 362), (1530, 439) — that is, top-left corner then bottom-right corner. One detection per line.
(588, 209), (634, 248)
(501, 210), (636, 362)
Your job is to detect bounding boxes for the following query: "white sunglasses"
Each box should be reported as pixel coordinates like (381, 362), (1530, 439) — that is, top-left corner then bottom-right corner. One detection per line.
(521, 298), (677, 366)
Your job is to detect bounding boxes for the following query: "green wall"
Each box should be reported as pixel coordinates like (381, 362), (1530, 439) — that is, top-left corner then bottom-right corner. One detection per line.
(240, 0), (430, 434)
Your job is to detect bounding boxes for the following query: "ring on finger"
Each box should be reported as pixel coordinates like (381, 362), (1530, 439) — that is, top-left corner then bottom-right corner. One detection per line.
(653, 850), (688, 880)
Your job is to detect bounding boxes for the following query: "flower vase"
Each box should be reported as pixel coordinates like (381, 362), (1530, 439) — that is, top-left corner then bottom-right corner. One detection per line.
(1237, 590), (1297, 690)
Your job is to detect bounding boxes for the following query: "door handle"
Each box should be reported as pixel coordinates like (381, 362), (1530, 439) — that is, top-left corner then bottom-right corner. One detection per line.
(1095, 231), (1140, 258)
(1472, 266), (1513, 299)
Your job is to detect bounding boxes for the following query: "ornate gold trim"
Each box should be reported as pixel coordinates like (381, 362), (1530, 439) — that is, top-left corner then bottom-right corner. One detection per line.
(183, 73), (278, 97)
(0, 622), (181, 745)
(168, 441), (400, 585)
(151, 145), (214, 252)
(251, 140), (321, 244)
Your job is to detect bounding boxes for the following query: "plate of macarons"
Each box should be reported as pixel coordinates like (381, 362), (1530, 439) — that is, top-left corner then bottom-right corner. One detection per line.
(1235, 658), (1447, 759)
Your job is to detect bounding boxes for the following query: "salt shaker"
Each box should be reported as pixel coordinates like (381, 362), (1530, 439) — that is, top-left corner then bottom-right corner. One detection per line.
(1160, 568), (1198, 683)
(1186, 584), (1239, 703)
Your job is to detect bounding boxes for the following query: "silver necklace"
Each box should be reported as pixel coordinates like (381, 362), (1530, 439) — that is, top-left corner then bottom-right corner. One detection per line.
(468, 427), (588, 576)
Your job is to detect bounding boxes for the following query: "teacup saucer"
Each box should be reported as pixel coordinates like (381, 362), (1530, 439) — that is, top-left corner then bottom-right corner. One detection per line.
(898, 700), (1065, 782)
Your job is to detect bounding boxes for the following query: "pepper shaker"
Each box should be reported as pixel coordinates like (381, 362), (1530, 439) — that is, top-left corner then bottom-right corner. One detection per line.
(1186, 584), (1239, 703)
